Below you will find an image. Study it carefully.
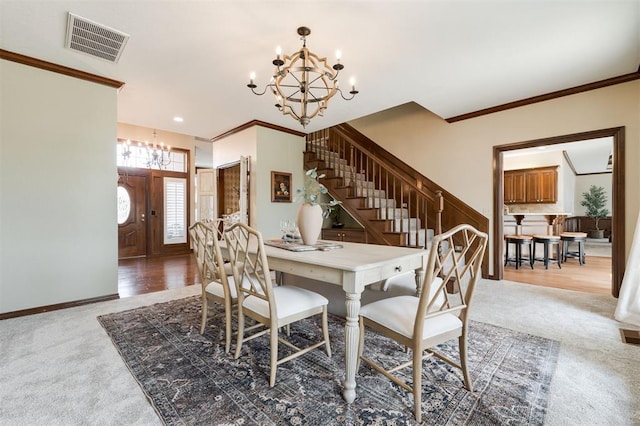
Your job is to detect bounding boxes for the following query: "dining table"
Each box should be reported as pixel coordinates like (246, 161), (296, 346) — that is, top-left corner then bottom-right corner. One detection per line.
(221, 238), (428, 403)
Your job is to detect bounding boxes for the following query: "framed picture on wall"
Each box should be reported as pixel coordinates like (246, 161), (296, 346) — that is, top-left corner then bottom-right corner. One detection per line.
(271, 171), (292, 203)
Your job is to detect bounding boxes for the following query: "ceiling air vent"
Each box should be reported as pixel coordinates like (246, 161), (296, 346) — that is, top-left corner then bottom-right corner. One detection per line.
(65, 12), (129, 63)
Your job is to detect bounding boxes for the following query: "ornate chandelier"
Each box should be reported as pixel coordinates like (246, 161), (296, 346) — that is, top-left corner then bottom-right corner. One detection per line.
(118, 130), (172, 170)
(247, 26), (358, 127)
(144, 130), (172, 169)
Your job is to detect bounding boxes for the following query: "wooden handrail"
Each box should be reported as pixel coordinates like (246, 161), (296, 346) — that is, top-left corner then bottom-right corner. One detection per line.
(306, 127), (444, 248)
(330, 124), (487, 239)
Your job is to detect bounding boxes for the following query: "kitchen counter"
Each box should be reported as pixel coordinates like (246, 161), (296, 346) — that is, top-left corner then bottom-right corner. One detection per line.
(505, 212), (572, 235)
(506, 212), (572, 225)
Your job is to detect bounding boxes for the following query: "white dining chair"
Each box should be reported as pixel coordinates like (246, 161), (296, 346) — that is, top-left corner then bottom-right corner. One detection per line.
(189, 220), (239, 353)
(223, 222), (332, 387)
(357, 223), (488, 422)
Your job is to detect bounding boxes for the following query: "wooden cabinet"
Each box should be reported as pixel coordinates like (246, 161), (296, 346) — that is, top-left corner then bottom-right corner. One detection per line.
(321, 228), (367, 243)
(504, 171), (526, 204)
(526, 168), (557, 203)
(504, 166), (558, 204)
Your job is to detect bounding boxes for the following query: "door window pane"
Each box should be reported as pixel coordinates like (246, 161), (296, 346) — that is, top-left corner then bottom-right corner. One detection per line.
(117, 186), (131, 225)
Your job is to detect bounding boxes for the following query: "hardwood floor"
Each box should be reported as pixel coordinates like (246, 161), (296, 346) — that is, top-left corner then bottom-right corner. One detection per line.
(503, 255), (612, 295)
(118, 251), (613, 298)
(118, 254), (201, 298)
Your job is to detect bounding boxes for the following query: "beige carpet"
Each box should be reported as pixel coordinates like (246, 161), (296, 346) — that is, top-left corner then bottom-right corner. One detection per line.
(0, 280), (638, 425)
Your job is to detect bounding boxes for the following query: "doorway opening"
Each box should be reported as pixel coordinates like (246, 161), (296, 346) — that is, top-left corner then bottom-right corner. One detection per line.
(493, 127), (625, 297)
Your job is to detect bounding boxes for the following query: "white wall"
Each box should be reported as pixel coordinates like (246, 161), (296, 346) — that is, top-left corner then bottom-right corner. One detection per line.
(349, 80), (639, 273)
(210, 125), (305, 237)
(1, 60), (118, 313)
(255, 126), (305, 237)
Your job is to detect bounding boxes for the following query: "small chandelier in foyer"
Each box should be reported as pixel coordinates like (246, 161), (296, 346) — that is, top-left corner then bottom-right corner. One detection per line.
(119, 130), (172, 169)
(247, 26), (358, 127)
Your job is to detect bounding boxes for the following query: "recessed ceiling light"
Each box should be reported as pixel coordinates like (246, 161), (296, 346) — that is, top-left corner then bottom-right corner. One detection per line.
(173, 116), (184, 123)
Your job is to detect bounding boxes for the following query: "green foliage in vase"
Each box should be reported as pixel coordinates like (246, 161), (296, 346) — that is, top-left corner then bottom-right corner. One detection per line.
(296, 168), (341, 218)
(580, 185), (609, 230)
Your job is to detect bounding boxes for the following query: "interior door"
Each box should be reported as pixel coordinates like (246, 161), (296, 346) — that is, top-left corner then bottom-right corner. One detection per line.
(118, 175), (147, 258)
(197, 168), (216, 221)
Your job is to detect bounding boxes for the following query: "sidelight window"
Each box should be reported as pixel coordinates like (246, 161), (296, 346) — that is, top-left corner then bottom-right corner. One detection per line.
(164, 177), (187, 244)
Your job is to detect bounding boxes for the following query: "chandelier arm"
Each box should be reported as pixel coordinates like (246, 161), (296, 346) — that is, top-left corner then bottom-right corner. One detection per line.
(249, 85), (272, 96)
(337, 87), (358, 101)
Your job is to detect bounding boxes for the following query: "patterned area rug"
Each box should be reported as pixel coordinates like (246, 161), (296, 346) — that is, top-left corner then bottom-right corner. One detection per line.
(98, 296), (559, 425)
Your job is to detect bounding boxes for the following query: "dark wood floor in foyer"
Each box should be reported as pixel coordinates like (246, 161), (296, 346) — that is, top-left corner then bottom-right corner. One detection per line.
(118, 251), (613, 298)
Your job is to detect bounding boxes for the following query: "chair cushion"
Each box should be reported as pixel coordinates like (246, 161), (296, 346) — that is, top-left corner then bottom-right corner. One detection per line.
(360, 295), (462, 340)
(242, 285), (327, 320)
(205, 275), (239, 300)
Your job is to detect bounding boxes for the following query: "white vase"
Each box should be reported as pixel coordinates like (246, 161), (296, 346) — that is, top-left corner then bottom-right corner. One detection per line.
(297, 203), (323, 245)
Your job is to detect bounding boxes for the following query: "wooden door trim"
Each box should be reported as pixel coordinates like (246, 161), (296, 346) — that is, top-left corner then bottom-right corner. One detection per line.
(493, 127), (625, 297)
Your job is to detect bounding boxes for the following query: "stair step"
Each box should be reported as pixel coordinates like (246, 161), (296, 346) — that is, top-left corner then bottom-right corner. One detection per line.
(354, 187), (385, 198)
(379, 207), (410, 219)
(392, 218), (422, 232)
(355, 208), (379, 220)
(365, 197), (396, 209)
(369, 219), (393, 233)
(344, 175), (371, 188)
(382, 232), (406, 246)
(404, 229), (435, 248)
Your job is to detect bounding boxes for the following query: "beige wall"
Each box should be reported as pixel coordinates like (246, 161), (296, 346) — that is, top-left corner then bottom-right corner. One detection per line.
(117, 123), (197, 227)
(349, 80), (639, 272)
(1, 60), (118, 313)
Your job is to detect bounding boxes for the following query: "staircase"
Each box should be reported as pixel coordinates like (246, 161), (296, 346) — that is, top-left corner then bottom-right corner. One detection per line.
(304, 127), (443, 248)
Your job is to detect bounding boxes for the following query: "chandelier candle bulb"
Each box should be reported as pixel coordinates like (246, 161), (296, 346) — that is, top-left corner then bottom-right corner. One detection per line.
(273, 46), (284, 66)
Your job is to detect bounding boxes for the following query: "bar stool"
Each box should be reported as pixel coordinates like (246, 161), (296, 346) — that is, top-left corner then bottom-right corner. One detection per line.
(504, 235), (534, 269)
(532, 235), (561, 269)
(560, 232), (587, 265)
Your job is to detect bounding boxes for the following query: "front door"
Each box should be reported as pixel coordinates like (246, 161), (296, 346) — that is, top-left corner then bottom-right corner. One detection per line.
(118, 175), (147, 258)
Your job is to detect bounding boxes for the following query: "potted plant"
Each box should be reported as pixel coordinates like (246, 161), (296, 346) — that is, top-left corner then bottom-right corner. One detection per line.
(580, 185), (609, 239)
(329, 205), (344, 228)
(295, 168), (341, 245)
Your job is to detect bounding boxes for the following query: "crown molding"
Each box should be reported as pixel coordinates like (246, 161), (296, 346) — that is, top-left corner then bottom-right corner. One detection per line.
(210, 120), (306, 142)
(0, 49), (124, 89)
(446, 70), (640, 123)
